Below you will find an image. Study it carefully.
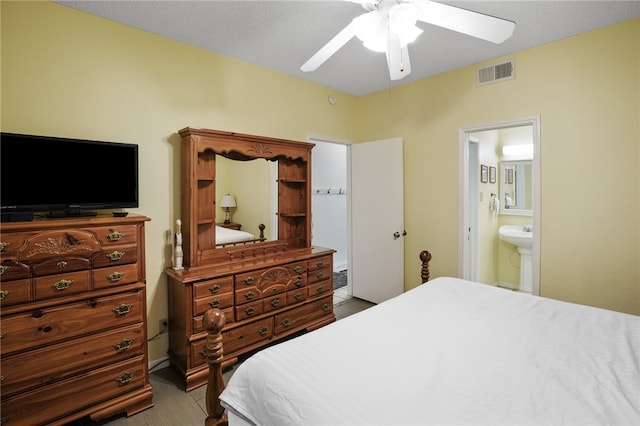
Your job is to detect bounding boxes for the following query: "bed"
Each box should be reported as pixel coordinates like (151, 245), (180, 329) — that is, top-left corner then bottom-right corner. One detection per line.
(201, 251), (640, 426)
(215, 224), (266, 247)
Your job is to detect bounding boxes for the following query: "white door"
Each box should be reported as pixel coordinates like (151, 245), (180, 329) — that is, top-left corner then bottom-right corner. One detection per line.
(350, 138), (404, 304)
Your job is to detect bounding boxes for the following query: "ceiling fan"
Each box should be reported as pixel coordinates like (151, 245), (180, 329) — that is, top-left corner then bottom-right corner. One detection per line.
(301, 0), (516, 80)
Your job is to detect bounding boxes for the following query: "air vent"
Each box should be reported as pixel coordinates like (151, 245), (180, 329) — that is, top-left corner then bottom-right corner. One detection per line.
(477, 60), (514, 86)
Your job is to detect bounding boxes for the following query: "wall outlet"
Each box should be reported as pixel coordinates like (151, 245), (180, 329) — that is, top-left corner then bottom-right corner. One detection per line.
(159, 318), (169, 334)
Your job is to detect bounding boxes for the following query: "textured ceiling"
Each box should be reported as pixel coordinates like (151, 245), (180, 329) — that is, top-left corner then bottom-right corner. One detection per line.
(56, 0), (640, 96)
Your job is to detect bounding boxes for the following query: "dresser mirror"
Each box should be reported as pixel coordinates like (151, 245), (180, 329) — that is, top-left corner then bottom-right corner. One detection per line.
(500, 160), (533, 215)
(216, 155), (277, 242)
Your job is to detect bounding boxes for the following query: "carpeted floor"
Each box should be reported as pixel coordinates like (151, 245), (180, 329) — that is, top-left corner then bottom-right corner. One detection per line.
(333, 270), (347, 289)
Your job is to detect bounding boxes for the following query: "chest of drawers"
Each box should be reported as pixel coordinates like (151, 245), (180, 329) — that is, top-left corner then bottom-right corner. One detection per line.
(166, 247), (335, 391)
(0, 214), (153, 425)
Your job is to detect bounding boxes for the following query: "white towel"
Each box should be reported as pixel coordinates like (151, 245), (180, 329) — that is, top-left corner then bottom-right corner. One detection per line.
(490, 196), (500, 215)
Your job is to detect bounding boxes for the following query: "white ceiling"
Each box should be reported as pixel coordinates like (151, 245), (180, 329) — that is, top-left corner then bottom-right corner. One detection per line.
(55, 0), (640, 96)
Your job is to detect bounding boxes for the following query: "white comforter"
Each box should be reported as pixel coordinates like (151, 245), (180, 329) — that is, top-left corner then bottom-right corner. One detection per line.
(215, 225), (255, 245)
(220, 277), (640, 425)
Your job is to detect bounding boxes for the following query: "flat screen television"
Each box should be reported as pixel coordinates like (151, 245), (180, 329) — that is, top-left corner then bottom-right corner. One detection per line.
(1, 132), (139, 219)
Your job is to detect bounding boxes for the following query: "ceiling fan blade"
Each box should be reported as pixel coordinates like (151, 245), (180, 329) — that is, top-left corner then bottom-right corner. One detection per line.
(385, 32), (412, 80)
(300, 20), (358, 72)
(415, 0), (515, 44)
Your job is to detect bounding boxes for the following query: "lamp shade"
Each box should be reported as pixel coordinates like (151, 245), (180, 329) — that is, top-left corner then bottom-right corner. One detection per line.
(220, 194), (236, 208)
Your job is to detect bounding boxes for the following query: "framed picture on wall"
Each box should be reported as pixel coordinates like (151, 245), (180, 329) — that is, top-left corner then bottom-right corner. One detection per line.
(481, 164), (488, 183)
(489, 166), (496, 183)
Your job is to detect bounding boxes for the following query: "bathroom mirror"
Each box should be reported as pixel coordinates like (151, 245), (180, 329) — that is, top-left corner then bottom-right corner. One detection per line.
(500, 160), (533, 215)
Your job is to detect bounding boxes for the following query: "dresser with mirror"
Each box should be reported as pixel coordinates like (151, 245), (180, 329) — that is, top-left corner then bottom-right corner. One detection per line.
(165, 127), (335, 391)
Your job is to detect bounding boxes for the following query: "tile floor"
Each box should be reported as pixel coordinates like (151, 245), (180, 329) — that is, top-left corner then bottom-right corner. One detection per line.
(69, 292), (374, 426)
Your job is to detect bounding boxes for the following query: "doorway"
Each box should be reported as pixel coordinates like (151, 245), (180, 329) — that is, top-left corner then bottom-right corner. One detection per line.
(459, 117), (541, 295)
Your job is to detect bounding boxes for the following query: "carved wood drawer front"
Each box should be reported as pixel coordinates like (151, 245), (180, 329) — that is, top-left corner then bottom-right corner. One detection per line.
(286, 274), (307, 291)
(91, 225), (139, 246)
(234, 284), (260, 306)
(16, 229), (101, 264)
(93, 243), (138, 268)
(262, 294), (286, 313)
(34, 270), (90, 300)
(0, 259), (30, 281)
(192, 307), (234, 334)
(234, 299), (263, 321)
(0, 355), (146, 426)
(286, 288), (308, 305)
(93, 263), (140, 290)
(285, 261), (307, 276)
(32, 257), (90, 277)
(0, 289), (144, 355)
(274, 295), (333, 335)
(193, 277), (233, 299)
(1, 323), (145, 397)
(0, 278), (31, 307)
(194, 291), (234, 316)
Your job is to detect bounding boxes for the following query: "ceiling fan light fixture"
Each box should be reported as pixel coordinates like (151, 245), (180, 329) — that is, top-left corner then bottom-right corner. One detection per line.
(389, 3), (422, 46)
(354, 12), (388, 52)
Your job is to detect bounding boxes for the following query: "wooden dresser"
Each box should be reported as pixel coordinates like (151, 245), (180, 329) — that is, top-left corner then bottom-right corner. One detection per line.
(0, 214), (153, 425)
(166, 128), (336, 391)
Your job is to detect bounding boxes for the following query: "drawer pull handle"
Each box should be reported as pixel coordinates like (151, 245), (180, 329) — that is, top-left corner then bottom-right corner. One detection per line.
(115, 371), (135, 385)
(0, 242), (7, 251)
(316, 261), (325, 268)
(244, 291), (255, 300)
(270, 298), (280, 307)
(0, 375), (4, 382)
(106, 251), (125, 261)
(0, 332), (4, 338)
(108, 271), (125, 282)
(294, 265), (302, 273)
(208, 284), (221, 293)
(0, 290), (11, 300)
(316, 271), (324, 279)
(114, 338), (134, 351)
(294, 292), (303, 300)
(51, 279), (72, 291)
(243, 277), (254, 285)
(316, 286), (324, 293)
(244, 306), (255, 315)
(259, 326), (269, 336)
(0, 265), (10, 275)
(57, 260), (68, 268)
(107, 230), (125, 241)
(209, 300), (220, 308)
(113, 304), (133, 316)
(322, 303), (330, 312)
(281, 318), (291, 327)
(295, 278), (303, 287)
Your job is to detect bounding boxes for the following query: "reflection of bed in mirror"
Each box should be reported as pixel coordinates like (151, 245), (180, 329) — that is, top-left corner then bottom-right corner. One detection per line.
(215, 224), (266, 247)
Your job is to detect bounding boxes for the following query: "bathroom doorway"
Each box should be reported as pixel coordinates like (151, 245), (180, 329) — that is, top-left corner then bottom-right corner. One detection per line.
(459, 117), (541, 295)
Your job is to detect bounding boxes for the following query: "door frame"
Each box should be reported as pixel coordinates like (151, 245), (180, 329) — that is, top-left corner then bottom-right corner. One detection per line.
(458, 116), (541, 295)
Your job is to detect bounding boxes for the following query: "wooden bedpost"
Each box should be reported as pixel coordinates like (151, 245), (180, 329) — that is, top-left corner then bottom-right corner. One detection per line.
(203, 309), (228, 426)
(420, 250), (432, 283)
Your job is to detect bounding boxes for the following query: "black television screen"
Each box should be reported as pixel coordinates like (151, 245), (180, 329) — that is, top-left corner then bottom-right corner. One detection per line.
(1, 132), (139, 217)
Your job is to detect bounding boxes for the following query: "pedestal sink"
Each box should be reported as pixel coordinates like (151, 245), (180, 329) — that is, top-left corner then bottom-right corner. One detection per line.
(499, 225), (533, 293)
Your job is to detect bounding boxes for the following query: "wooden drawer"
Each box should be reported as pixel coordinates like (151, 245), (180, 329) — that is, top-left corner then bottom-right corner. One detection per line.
(285, 261), (307, 275)
(274, 295), (333, 335)
(0, 289), (144, 355)
(32, 257), (90, 276)
(90, 224), (139, 246)
(93, 244), (138, 268)
(308, 264), (331, 285)
(1, 323), (145, 397)
(193, 307), (234, 333)
(0, 259), (30, 281)
(93, 263), (140, 289)
(0, 355), (146, 426)
(0, 278), (31, 306)
(194, 291), (234, 316)
(263, 293), (286, 313)
(286, 274), (306, 291)
(308, 279), (332, 297)
(193, 277), (233, 299)
(16, 229), (101, 264)
(235, 299), (263, 321)
(0, 231), (35, 256)
(236, 266), (289, 296)
(221, 317), (273, 356)
(235, 285), (260, 305)
(34, 270), (90, 300)
(308, 255), (332, 272)
(286, 288), (308, 305)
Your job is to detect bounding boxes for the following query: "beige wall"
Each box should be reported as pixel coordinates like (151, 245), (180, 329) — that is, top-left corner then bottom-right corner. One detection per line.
(2, 2), (638, 364)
